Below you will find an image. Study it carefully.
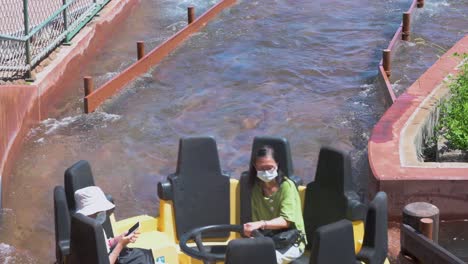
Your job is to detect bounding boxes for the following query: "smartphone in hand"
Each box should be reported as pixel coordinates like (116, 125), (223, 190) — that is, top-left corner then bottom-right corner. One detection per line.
(127, 221), (140, 235)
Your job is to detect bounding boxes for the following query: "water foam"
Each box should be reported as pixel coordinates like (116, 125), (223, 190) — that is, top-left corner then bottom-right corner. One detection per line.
(89, 112), (121, 123)
(359, 84), (374, 96)
(41, 116), (81, 135)
(166, 21), (186, 31)
(424, 0), (451, 16)
(28, 112), (121, 139)
(0, 244), (14, 264)
(0, 243), (35, 264)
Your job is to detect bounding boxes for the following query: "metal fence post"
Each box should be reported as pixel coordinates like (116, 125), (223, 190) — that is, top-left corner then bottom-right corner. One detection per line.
(62, 0), (68, 31)
(63, 0), (72, 44)
(23, 0), (33, 80)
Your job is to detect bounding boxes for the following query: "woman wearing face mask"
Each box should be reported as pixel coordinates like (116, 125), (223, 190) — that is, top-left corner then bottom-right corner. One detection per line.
(243, 146), (306, 264)
(74, 186), (155, 264)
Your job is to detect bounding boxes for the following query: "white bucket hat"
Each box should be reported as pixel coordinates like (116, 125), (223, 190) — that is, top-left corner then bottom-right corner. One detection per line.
(74, 186), (115, 216)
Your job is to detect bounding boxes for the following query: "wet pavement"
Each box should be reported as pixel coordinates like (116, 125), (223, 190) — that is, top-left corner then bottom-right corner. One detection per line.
(0, 0), (466, 262)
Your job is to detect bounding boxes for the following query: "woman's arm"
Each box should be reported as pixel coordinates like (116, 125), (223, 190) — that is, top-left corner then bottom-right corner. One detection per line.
(109, 242), (124, 264)
(108, 232), (139, 264)
(243, 217), (290, 237)
(263, 216), (289, 230)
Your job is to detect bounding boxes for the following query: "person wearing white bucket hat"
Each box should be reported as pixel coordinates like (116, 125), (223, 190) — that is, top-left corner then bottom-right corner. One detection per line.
(75, 186), (155, 264)
(75, 185), (115, 216)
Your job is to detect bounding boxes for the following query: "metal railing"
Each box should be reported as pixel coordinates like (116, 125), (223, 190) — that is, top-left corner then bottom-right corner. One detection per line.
(0, 0), (111, 80)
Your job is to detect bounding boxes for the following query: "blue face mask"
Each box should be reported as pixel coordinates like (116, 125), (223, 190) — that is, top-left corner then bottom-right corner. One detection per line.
(257, 168), (278, 183)
(95, 211), (107, 225)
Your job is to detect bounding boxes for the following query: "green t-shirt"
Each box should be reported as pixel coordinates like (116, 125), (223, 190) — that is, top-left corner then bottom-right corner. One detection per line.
(251, 177), (307, 249)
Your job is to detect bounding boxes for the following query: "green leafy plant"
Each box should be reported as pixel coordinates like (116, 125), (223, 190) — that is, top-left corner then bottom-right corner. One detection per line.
(438, 53), (468, 150)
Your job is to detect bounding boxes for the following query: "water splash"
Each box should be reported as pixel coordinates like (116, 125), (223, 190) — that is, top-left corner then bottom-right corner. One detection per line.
(166, 21), (186, 31)
(28, 112), (121, 139)
(42, 116), (81, 135)
(0, 243), (36, 264)
(425, 0), (451, 14)
(358, 84), (375, 97)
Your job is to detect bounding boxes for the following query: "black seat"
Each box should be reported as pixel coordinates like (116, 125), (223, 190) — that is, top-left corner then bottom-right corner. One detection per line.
(240, 136), (302, 224)
(303, 147), (367, 248)
(64, 160), (114, 237)
(69, 213), (110, 264)
(54, 186), (71, 264)
(64, 160), (95, 213)
(157, 137), (230, 239)
(309, 219), (359, 264)
(225, 237), (277, 264)
(357, 192), (388, 264)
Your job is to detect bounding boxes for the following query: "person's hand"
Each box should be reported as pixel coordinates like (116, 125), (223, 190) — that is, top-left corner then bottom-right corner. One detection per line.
(114, 233), (125, 244)
(119, 231), (140, 247)
(243, 221), (264, 237)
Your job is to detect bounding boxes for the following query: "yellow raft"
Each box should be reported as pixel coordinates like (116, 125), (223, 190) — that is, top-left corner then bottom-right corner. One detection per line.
(54, 136), (389, 264)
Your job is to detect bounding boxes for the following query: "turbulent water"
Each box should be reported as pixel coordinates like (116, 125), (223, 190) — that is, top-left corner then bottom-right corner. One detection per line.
(0, 0), (466, 262)
(390, 0), (467, 96)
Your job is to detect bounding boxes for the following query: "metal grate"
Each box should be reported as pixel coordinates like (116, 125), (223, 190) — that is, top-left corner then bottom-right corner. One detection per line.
(0, 0), (111, 81)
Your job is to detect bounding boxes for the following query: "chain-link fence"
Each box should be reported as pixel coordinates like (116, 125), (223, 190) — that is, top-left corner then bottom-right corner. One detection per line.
(0, 0), (111, 81)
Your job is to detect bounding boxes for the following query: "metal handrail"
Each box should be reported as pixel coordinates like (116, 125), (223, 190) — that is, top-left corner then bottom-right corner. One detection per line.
(0, 34), (24, 42)
(27, 0), (75, 41)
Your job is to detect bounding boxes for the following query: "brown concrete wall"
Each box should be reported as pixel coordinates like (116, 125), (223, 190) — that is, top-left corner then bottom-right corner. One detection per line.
(375, 68), (395, 109)
(0, 85), (38, 193)
(382, 180), (468, 221)
(0, 0), (139, 204)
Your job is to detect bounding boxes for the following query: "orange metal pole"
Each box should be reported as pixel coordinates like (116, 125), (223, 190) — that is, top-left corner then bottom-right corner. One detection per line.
(84, 76), (94, 114)
(84, 76), (94, 96)
(402, 12), (411, 41)
(188, 6), (195, 24)
(383, 49), (391, 77)
(417, 0), (424, 8)
(137, 41), (145, 60)
(420, 218), (434, 240)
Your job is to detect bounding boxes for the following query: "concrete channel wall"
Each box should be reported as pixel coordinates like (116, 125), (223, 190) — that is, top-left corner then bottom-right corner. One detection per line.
(369, 35), (468, 219)
(0, 0), (139, 205)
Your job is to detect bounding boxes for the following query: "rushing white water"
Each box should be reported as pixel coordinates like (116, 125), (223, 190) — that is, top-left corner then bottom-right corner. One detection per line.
(28, 112), (121, 142)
